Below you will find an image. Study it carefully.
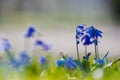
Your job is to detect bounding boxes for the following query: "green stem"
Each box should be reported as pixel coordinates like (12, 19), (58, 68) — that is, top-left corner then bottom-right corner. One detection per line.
(76, 42), (80, 61)
(85, 46), (87, 56)
(94, 37), (98, 59)
(94, 43), (97, 59)
(96, 44), (99, 59)
(112, 58), (120, 66)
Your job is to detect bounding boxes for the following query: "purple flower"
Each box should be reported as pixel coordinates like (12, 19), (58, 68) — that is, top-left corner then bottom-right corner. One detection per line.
(25, 26), (36, 38)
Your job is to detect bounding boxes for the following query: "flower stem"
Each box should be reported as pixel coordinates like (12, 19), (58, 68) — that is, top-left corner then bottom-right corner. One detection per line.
(96, 45), (99, 59)
(85, 46), (87, 56)
(76, 43), (80, 61)
(94, 39), (98, 59)
(94, 37), (100, 59)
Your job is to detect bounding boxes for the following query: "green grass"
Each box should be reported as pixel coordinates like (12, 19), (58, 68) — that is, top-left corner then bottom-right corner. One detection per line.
(0, 53), (120, 80)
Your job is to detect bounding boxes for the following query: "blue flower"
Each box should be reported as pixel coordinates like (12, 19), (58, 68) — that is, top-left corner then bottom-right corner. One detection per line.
(86, 26), (103, 45)
(86, 26), (103, 39)
(56, 57), (77, 69)
(76, 24), (85, 44)
(95, 59), (105, 65)
(56, 58), (65, 67)
(76, 25), (85, 36)
(81, 35), (92, 45)
(39, 56), (47, 64)
(0, 38), (12, 52)
(6, 51), (20, 69)
(19, 51), (30, 65)
(25, 26), (36, 38)
(95, 51), (109, 65)
(65, 57), (77, 69)
(35, 40), (51, 51)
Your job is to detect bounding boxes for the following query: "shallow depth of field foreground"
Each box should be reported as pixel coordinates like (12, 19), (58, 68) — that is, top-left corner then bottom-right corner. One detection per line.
(0, 25), (119, 80)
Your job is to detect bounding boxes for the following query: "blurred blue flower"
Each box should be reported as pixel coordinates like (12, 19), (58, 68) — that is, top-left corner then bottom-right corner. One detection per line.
(56, 58), (65, 67)
(56, 57), (77, 69)
(25, 26), (36, 38)
(95, 51), (109, 65)
(6, 51), (20, 69)
(39, 56), (47, 64)
(76, 24), (85, 44)
(0, 38), (12, 52)
(35, 40), (51, 51)
(65, 57), (77, 69)
(95, 59), (105, 65)
(81, 35), (92, 45)
(86, 26), (103, 39)
(19, 51), (30, 65)
(10, 59), (20, 69)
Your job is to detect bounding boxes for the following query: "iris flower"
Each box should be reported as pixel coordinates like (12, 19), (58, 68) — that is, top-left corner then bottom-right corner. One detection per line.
(25, 26), (36, 38)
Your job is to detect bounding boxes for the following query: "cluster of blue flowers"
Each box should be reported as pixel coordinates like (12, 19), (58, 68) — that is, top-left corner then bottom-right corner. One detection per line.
(25, 25), (51, 51)
(76, 24), (104, 59)
(0, 25), (50, 70)
(0, 24), (111, 75)
(56, 24), (109, 73)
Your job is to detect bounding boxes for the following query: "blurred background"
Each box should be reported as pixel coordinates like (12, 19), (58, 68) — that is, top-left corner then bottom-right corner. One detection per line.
(0, 0), (120, 58)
